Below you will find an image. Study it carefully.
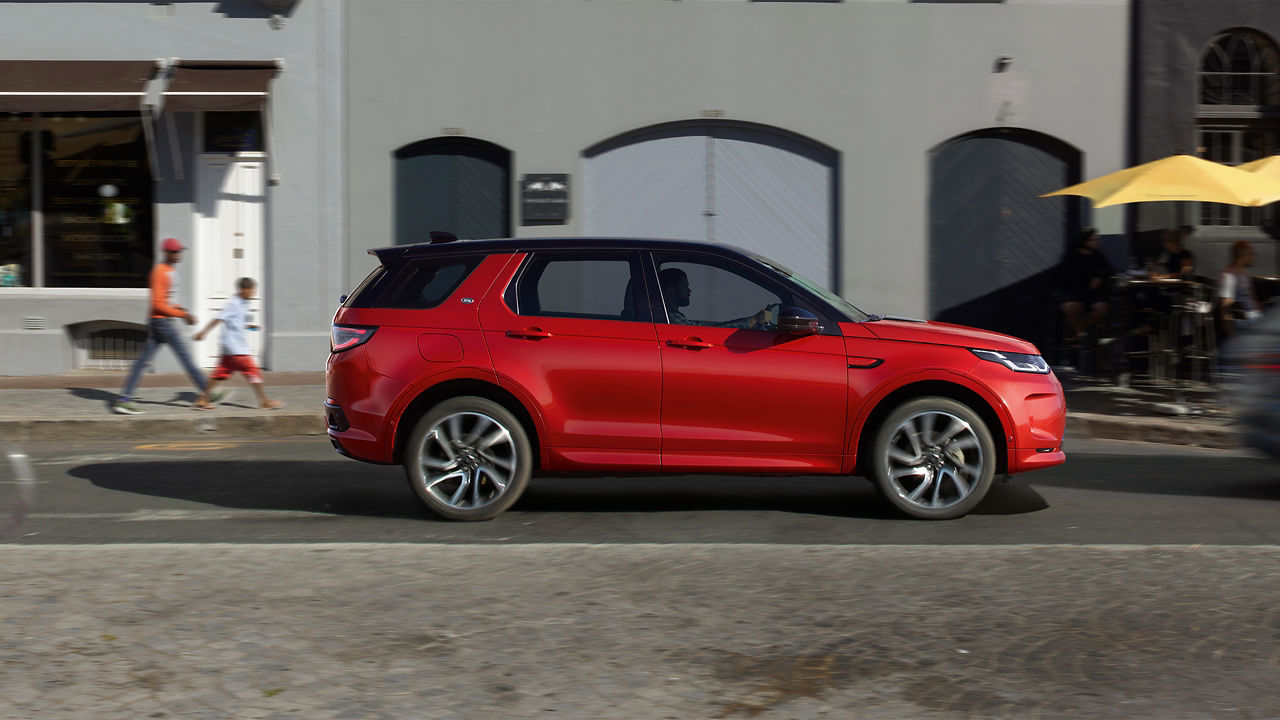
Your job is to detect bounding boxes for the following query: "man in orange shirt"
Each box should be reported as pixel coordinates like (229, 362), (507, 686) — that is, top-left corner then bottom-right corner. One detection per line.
(114, 238), (218, 414)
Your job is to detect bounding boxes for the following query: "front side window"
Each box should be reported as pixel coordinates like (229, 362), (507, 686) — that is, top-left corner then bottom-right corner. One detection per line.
(0, 112), (154, 288)
(510, 251), (646, 321)
(654, 253), (792, 331)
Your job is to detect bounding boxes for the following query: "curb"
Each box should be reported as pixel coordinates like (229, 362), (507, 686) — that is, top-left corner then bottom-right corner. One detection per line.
(0, 413), (327, 442)
(1067, 412), (1239, 449)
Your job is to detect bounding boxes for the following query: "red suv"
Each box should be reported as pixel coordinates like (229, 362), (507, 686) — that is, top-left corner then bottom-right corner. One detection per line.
(327, 237), (1065, 521)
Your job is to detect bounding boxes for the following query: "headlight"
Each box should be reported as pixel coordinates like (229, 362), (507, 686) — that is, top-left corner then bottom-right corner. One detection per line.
(970, 348), (1050, 374)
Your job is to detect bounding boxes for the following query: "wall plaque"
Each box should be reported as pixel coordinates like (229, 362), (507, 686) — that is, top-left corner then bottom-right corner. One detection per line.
(521, 174), (570, 223)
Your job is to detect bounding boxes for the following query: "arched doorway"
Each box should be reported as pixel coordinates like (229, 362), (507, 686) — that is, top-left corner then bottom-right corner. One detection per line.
(394, 137), (511, 244)
(929, 129), (1080, 353)
(583, 121), (840, 290)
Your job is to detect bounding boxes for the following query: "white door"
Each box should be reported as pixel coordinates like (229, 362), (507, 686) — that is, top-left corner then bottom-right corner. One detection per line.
(195, 157), (265, 368)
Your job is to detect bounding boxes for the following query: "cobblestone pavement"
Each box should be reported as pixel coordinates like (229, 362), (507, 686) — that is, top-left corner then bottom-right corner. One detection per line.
(2, 543), (1278, 719)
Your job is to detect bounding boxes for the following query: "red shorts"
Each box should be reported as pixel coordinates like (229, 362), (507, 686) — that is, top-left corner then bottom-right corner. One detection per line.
(210, 354), (262, 383)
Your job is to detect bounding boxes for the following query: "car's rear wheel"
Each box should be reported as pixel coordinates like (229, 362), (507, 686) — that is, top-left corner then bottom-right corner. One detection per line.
(403, 397), (532, 521)
(870, 397), (995, 520)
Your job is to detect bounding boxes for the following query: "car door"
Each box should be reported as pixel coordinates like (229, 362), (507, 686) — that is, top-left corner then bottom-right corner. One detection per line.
(479, 249), (661, 471)
(650, 251), (848, 473)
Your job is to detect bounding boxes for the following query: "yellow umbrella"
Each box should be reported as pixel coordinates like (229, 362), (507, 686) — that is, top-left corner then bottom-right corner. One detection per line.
(1238, 155), (1280, 180)
(1039, 154), (1280, 208)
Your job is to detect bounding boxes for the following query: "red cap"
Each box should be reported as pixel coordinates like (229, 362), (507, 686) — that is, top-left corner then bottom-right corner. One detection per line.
(161, 237), (186, 253)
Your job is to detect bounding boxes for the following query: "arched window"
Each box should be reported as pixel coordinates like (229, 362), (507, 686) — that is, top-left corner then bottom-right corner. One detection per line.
(393, 137), (511, 244)
(1199, 30), (1280, 106)
(1197, 29), (1280, 228)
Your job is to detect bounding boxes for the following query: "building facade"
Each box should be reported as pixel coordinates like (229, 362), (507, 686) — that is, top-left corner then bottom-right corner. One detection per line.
(1131, 0), (1280, 274)
(0, 0), (342, 375)
(11, 0), (1275, 376)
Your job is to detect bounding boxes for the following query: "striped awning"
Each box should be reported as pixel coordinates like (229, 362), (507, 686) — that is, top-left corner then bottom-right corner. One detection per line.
(0, 60), (158, 112)
(162, 60), (279, 112)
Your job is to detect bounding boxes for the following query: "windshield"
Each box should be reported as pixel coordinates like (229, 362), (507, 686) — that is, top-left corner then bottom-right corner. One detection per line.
(750, 255), (869, 322)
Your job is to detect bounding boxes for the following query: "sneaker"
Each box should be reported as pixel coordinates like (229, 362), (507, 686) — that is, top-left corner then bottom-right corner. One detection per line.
(113, 400), (144, 415)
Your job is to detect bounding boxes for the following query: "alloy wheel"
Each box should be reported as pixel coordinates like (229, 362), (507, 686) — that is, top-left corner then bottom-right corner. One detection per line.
(416, 411), (518, 511)
(882, 409), (985, 511)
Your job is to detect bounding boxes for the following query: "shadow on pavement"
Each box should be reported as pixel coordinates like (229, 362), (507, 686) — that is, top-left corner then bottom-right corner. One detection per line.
(520, 476), (1050, 519)
(68, 388), (117, 409)
(1027, 454), (1280, 500)
(69, 387), (200, 409)
(69, 461), (1052, 520)
(74, 462), (892, 520)
(73, 460), (428, 520)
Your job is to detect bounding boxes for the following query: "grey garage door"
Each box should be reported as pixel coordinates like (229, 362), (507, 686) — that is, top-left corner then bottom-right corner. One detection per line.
(930, 130), (1079, 349)
(584, 123), (838, 290)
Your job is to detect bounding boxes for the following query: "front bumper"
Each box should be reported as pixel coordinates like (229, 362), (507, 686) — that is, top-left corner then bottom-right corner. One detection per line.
(966, 362), (1067, 475)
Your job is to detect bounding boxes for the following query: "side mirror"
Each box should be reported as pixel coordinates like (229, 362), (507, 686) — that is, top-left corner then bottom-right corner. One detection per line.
(777, 307), (823, 336)
(339, 294), (348, 305)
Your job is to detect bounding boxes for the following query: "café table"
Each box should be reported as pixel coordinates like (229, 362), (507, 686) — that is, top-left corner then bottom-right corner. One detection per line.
(1108, 274), (1212, 383)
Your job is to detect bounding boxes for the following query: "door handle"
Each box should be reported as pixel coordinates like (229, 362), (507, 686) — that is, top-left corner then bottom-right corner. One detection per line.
(667, 338), (714, 349)
(506, 328), (553, 340)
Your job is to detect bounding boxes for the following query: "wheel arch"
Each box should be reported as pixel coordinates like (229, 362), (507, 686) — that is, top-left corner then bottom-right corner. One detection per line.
(393, 378), (543, 469)
(853, 379), (1010, 477)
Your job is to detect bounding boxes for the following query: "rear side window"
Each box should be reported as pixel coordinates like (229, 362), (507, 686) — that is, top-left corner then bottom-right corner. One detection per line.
(342, 266), (389, 308)
(508, 251), (647, 321)
(348, 256), (481, 309)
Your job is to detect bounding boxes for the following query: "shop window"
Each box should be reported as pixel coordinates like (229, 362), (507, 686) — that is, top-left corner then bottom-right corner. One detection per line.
(0, 112), (153, 288)
(0, 114), (33, 287)
(1197, 29), (1280, 229)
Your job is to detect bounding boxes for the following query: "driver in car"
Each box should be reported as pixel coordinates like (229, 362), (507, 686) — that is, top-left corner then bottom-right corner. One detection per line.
(659, 267), (777, 329)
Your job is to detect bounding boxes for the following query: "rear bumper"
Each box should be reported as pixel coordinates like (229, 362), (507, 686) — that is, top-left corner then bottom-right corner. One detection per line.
(325, 349), (400, 464)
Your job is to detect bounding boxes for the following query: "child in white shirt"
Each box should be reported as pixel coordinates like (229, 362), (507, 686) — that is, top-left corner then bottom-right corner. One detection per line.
(192, 277), (284, 411)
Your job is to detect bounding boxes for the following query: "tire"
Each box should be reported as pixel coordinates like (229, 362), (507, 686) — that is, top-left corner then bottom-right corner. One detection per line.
(869, 397), (996, 520)
(403, 396), (532, 521)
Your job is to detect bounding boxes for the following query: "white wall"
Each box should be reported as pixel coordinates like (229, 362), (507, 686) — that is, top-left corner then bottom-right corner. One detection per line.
(344, 0), (1129, 318)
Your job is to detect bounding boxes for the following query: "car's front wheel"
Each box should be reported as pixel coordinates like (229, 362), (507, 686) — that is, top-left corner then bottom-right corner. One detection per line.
(403, 397), (532, 521)
(870, 397), (996, 520)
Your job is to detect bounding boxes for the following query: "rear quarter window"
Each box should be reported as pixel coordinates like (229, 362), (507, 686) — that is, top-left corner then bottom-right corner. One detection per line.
(345, 256), (482, 309)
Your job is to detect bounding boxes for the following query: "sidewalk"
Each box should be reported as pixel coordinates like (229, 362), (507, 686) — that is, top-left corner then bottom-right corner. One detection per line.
(0, 371), (327, 442)
(0, 368), (1243, 448)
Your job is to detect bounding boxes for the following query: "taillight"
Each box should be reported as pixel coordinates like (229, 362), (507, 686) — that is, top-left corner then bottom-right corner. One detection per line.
(1245, 352), (1280, 373)
(331, 324), (377, 353)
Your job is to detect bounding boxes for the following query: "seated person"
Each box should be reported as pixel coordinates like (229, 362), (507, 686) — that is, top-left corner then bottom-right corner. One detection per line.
(1058, 227), (1114, 344)
(1151, 226), (1196, 279)
(659, 268), (776, 329)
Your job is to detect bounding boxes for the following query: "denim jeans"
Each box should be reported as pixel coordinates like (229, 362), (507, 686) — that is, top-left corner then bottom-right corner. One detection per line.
(120, 316), (208, 401)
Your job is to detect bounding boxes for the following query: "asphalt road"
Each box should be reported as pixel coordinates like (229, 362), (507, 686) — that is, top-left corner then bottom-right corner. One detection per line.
(3, 437), (1280, 719)
(3, 436), (1280, 545)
